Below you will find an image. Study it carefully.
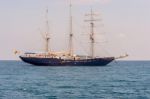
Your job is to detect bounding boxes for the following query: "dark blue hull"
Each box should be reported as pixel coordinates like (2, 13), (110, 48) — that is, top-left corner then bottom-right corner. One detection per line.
(19, 56), (115, 66)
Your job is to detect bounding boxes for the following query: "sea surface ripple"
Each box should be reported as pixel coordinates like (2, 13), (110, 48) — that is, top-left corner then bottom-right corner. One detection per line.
(0, 61), (150, 99)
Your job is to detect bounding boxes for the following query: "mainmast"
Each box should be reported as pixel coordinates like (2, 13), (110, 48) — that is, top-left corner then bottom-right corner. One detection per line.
(68, 0), (73, 56)
(85, 9), (99, 58)
(45, 8), (50, 52)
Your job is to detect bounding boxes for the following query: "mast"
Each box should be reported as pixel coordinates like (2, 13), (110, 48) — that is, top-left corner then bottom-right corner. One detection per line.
(68, 0), (73, 56)
(85, 8), (99, 58)
(45, 8), (50, 52)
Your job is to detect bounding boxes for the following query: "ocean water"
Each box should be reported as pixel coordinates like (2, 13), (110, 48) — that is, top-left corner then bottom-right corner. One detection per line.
(0, 61), (150, 99)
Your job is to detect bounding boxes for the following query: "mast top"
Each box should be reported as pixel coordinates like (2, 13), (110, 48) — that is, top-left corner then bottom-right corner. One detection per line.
(70, 0), (72, 7)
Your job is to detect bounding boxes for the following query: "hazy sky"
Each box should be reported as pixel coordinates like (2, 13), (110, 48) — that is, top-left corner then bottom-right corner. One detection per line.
(0, 0), (150, 60)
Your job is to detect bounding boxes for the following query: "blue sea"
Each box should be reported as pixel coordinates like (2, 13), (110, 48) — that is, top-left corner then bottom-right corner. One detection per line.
(0, 61), (150, 99)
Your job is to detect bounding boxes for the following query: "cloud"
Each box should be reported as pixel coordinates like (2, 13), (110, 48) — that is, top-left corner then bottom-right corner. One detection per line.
(117, 33), (127, 39)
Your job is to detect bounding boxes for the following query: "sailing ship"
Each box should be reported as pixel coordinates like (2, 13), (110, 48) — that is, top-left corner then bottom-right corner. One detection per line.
(18, 2), (127, 66)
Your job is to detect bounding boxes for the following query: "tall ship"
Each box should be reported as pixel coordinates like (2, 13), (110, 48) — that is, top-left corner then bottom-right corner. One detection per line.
(17, 2), (127, 66)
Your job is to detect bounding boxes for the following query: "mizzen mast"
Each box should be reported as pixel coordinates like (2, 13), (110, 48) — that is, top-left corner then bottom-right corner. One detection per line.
(85, 9), (100, 58)
(68, 0), (73, 56)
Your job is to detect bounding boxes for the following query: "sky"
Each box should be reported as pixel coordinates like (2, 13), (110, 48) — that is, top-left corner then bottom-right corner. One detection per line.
(0, 0), (150, 60)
